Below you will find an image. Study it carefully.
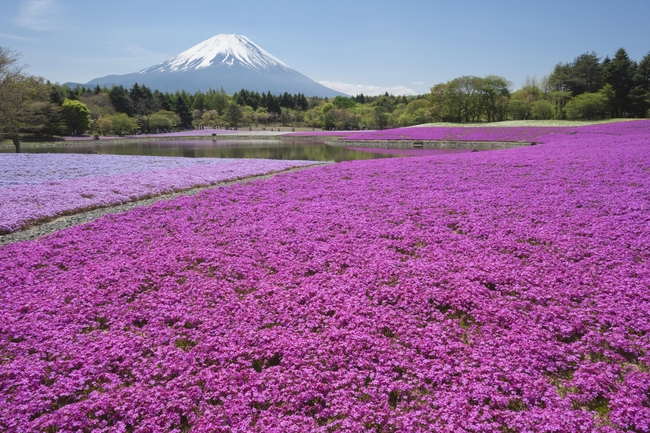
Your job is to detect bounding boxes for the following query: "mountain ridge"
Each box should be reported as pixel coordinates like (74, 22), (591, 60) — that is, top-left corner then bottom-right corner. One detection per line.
(85, 34), (345, 97)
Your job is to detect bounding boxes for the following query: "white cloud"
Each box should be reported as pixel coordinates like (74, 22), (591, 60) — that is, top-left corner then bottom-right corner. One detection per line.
(0, 33), (37, 41)
(318, 80), (417, 96)
(16, 0), (59, 31)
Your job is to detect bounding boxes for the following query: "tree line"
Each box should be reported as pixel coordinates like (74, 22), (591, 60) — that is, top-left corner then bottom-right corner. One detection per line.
(427, 48), (649, 122)
(2, 45), (649, 152)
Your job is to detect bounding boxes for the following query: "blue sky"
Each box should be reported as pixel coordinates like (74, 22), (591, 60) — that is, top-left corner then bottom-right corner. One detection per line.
(1, 0), (649, 96)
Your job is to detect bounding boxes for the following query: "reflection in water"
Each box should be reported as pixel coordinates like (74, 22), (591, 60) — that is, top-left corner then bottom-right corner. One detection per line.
(1, 139), (476, 162)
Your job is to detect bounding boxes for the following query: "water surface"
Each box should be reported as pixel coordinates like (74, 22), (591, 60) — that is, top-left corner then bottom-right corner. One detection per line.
(2, 139), (478, 162)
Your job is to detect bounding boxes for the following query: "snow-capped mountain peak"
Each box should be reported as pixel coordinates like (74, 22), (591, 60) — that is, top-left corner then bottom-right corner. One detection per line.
(86, 34), (344, 97)
(141, 34), (291, 74)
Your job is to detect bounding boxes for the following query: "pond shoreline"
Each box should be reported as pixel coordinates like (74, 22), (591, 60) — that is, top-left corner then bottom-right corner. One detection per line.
(0, 135), (534, 150)
(0, 134), (331, 149)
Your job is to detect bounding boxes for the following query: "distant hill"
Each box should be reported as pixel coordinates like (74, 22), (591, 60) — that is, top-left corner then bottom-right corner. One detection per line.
(85, 34), (345, 97)
(63, 82), (84, 88)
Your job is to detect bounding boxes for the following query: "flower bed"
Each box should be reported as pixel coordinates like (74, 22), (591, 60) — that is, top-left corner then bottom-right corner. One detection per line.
(342, 125), (574, 142)
(1, 154), (244, 188)
(288, 119), (650, 143)
(0, 154), (320, 234)
(1, 122), (649, 431)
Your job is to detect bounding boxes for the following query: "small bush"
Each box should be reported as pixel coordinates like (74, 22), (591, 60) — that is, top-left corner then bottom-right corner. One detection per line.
(531, 100), (555, 120)
(564, 93), (607, 120)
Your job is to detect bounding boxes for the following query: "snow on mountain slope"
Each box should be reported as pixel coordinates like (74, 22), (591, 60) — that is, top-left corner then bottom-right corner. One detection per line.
(85, 34), (345, 96)
(141, 34), (291, 74)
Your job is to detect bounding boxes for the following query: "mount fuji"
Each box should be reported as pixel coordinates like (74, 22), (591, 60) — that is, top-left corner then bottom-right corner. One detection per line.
(85, 34), (345, 97)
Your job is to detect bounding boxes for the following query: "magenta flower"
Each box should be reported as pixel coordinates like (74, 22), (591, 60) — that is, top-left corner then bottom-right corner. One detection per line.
(1, 121), (649, 431)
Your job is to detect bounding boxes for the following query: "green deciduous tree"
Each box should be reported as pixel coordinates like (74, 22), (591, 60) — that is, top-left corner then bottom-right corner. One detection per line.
(531, 100), (555, 120)
(80, 93), (114, 120)
(397, 99), (433, 126)
(480, 75), (510, 122)
(564, 92), (608, 120)
(332, 96), (357, 110)
(225, 102), (243, 128)
(108, 112), (137, 136)
(279, 107), (291, 126)
(97, 117), (112, 136)
(373, 106), (389, 130)
(508, 98), (530, 120)
(327, 108), (360, 130)
(201, 110), (220, 127)
(61, 98), (90, 135)
(427, 75), (509, 123)
(0, 47), (56, 152)
(598, 83), (615, 118)
(149, 112), (174, 131)
(304, 107), (323, 128)
(446, 76), (482, 122)
(547, 90), (572, 119)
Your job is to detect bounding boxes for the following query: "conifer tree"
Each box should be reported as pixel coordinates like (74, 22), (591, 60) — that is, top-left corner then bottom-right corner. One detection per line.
(569, 52), (602, 95)
(267, 93), (281, 115)
(631, 52), (650, 117)
(108, 85), (134, 116)
(193, 91), (205, 111)
(173, 95), (193, 128)
(297, 93), (309, 111)
(130, 83), (157, 132)
(154, 90), (172, 111)
(50, 85), (65, 106)
(603, 48), (637, 117)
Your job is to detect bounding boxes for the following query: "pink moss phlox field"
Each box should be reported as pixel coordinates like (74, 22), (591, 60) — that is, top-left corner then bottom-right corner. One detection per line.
(1, 121), (650, 432)
(290, 120), (650, 143)
(0, 154), (319, 233)
(347, 147), (474, 156)
(345, 126), (573, 142)
(1, 154), (246, 187)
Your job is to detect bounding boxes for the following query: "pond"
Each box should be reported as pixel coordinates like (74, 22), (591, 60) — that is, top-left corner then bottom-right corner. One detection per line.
(1, 139), (481, 162)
